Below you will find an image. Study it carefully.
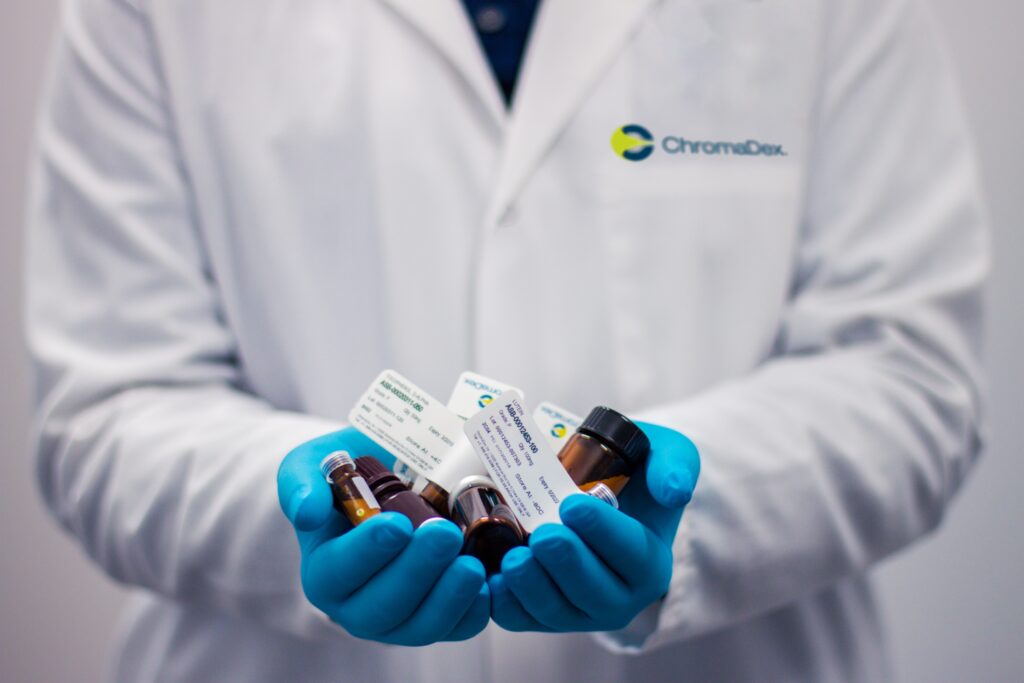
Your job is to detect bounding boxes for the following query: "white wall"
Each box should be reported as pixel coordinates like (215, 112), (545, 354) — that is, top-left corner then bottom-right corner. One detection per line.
(873, 2), (1024, 681)
(0, 2), (1021, 681)
(0, 3), (126, 682)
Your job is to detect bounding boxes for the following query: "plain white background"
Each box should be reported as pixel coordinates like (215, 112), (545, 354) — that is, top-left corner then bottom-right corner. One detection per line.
(1, 2), (1021, 681)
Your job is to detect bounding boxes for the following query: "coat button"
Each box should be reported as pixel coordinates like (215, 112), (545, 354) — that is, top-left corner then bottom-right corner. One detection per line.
(475, 6), (507, 33)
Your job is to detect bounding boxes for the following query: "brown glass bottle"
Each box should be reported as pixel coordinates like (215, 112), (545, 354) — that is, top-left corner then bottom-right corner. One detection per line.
(449, 476), (526, 575)
(320, 451), (381, 526)
(420, 481), (450, 518)
(355, 456), (444, 529)
(557, 407), (650, 499)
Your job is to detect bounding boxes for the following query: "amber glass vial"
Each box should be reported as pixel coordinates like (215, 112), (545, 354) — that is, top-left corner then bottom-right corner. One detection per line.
(320, 451), (381, 526)
(557, 407), (651, 498)
(420, 480), (450, 518)
(449, 476), (525, 575)
(355, 456), (443, 529)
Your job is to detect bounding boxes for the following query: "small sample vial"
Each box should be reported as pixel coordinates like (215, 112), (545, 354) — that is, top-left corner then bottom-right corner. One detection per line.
(417, 435), (481, 517)
(420, 480), (451, 517)
(557, 407), (651, 505)
(355, 456), (444, 529)
(320, 451), (381, 526)
(449, 476), (526, 575)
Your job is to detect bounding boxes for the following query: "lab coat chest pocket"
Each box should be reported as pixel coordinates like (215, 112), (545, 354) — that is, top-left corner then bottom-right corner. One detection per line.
(596, 162), (803, 405)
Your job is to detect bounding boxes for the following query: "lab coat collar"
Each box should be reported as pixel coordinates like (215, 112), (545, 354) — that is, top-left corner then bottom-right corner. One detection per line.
(379, 0), (669, 224)
(377, 0), (508, 128)
(487, 0), (661, 225)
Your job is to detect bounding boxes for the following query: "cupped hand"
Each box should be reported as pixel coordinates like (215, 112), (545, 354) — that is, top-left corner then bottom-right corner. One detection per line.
(277, 428), (490, 645)
(489, 422), (699, 632)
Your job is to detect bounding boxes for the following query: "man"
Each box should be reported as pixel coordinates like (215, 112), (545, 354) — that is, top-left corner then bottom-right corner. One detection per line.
(26, 0), (988, 681)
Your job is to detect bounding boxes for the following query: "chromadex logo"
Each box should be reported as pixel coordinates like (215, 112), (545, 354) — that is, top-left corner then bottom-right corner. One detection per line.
(611, 124), (655, 161)
(611, 123), (788, 161)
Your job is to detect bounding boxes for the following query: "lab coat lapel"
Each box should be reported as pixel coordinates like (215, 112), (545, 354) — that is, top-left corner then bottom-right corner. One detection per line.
(377, 0), (506, 128)
(486, 0), (660, 225)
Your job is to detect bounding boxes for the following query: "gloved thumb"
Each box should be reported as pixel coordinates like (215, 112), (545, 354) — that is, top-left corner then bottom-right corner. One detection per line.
(278, 426), (398, 531)
(275, 429), (348, 531)
(636, 422), (700, 508)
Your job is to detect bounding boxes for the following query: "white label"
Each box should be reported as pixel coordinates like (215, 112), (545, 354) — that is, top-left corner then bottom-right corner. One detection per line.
(464, 391), (581, 532)
(424, 371), (523, 492)
(533, 401), (583, 453)
(447, 371), (521, 420)
(353, 477), (381, 510)
(348, 369), (465, 478)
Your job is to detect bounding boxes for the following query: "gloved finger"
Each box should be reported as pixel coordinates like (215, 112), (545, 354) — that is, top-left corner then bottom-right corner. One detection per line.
(296, 511), (351, 558)
(488, 573), (551, 633)
(303, 513), (413, 604)
(560, 494), (672, 594)
(277, 427), (395, 531)
(278, 432), (343, 531)
(340, 520), (465, 635)
(636, 422), (700, 509)
(381, 555), (487, 646)
(615, 461), (684, 546)
(529, 523), (629, 620)
(444, 582), (494, 641)
(501, 546), (589, 631)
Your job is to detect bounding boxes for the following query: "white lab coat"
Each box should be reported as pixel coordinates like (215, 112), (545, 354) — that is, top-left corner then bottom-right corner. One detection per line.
(26, 0), (988, 680)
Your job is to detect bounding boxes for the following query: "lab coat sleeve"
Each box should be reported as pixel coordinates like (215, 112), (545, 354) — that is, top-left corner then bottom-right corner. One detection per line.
(598, 0), (989, 652)
(25, 0), (344, 641)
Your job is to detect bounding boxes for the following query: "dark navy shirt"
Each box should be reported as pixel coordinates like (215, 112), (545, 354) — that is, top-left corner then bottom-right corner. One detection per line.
(462, 0), (541, 104)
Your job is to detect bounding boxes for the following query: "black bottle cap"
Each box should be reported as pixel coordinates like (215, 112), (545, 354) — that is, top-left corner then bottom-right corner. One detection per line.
(355, 455), (410, 502)
(353, 455), (386, 478)
(578, 406), (650, 472)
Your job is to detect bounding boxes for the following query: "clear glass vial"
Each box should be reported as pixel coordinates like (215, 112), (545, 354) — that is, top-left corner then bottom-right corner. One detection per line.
(320, 451), (381, 526)
(557, 407), (651, 503)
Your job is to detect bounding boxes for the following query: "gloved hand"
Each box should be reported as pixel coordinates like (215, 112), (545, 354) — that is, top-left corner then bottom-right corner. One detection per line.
(277, 427), (490, 645)
(489, 421), (699, 632)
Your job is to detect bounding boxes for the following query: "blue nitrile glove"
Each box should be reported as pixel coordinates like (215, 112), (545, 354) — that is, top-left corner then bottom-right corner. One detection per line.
(277, 427), (490, 645)
(489, 422), (699, 632)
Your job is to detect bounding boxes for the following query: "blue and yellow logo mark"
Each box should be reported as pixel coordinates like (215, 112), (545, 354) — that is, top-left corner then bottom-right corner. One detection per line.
(551, 423), (567, 439)
(478, 394), (494, 409)
(611, 124), (654, 162)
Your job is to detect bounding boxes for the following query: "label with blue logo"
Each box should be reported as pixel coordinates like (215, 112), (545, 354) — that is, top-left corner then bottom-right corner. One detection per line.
(464, 391), (581, 533)
(533, 401), (583, 452)
(425, 371), (525, 492)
